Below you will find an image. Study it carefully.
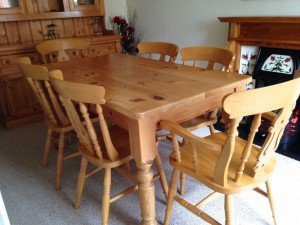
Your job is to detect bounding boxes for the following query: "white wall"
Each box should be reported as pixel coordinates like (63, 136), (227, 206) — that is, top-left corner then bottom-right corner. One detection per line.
(126, 0), (300, 48)
(104, 0), (127, 29)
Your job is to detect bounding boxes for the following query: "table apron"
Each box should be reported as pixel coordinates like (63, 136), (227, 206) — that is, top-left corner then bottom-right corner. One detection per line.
(102, 85), (244, 163)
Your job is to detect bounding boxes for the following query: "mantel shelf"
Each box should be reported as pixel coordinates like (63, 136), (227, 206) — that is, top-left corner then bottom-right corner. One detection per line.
(0, 11), (102, 22)
(219, 16), (300, 23)
(219, 16), (300, 71)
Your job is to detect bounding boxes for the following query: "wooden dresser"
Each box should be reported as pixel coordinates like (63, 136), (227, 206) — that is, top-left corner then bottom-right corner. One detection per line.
(0, 0), (121, 128)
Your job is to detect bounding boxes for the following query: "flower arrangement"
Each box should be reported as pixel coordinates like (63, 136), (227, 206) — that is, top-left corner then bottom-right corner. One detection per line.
(111, 16), (138, 55)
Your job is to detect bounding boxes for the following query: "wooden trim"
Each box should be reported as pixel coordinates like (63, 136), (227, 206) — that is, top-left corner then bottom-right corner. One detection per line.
(0, 7), (22, 15)
(0, 0), (27, 15)
(229, 37), (300, 45)
(63, 0), (71, 11)
(0, 11), (102, 22)
(68, 0), (103, 12)
(25, 0), (34, 13)
(0, 35), (121, 55)
(99, 0), (105, 15)
(220, 16), (300, 70)
(219, 16), (300, 23)
(71, 5), (98, 11)
(3, 113), (43, 129)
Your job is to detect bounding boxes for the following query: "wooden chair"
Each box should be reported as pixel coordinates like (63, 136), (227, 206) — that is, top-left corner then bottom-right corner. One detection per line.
(177, 46), (235, 194)
(181, 46), (234, 71)
(162, 77), (300, 225)
(49, 72), (169, 225)
(137, 41), (179, 63)
(15, 57), (81, 190)
(138, 41), (179, 187)
(36, 38), (90, 63)
(180, 46), (234, 132)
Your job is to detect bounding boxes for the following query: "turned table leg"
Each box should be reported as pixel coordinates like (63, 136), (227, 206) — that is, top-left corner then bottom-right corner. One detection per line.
(129, 117), (158, 225)
(137, 162), (157, 225)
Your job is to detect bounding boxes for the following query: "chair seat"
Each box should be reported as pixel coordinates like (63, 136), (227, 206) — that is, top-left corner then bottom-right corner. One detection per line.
(80, 125), (132, 168)
(169, 132), (276, 194)
(180, 114), (217, 131)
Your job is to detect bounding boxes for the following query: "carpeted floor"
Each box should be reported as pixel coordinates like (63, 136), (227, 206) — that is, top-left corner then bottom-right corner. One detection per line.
(0, 122), (299, 225)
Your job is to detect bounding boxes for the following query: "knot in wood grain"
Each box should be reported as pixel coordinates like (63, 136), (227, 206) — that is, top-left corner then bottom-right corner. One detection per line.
(153, 95), (164, 100)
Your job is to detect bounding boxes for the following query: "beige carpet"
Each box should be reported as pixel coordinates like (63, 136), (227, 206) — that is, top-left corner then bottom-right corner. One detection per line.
(0, 122), (299, 225)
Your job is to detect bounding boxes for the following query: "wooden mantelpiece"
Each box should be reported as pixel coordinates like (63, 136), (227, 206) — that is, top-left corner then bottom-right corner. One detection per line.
(219, 17), (300, 23)
(219, 16), (300, 71)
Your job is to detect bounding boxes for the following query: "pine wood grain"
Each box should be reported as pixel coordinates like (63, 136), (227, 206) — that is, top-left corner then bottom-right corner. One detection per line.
(17, 21), (33, 42)
(5, 22), (20, 44)
(29, 20), (44, 41)
(46, 53), (251, 158)
(161, 77), (300, 225)
(74, 18), (84, 37)
(52, 19), (65, 38)
(63, 18), (75, 37)
(46, 54), (251, 224)
(0, 23), (8, 44)
(50, 73), (168, 224)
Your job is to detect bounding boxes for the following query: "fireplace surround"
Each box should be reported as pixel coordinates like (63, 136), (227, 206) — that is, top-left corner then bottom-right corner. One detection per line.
(219, 17), (300, 160)
(252, 47), (300, 160)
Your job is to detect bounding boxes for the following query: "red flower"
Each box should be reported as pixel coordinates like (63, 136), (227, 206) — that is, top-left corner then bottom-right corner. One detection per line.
(250, 54), (257, 60)
(128, 26), (135, 33)
(242, 54), (248, 60)
(112, 16), (127, 25)
(285, 57), (291, 63)
(121, 35), (127, 42)
(270, 55), (276, 61)
(112, 16), (122, 24)
(119, 18), (127, 24)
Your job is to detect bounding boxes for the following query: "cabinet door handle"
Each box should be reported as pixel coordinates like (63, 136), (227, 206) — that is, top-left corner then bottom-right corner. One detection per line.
(6, 59), (10, 64)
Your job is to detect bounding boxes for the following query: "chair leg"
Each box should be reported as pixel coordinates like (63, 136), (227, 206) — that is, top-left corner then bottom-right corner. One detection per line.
(266, 180), (278, 225)
(225, 195), (234, 225)
(179, 172), (186, 195)
(66, 132), (73, 145)
(164, 169), (180, 225)
(102, 168), (112, 225)
(43, 128), (53, 167)
(154, 151), (169, 199)
(125, 161), (131, 174)
(56, 132), (65, 190)
(209, 125), (216, 134)
(74, 157), (88, 209)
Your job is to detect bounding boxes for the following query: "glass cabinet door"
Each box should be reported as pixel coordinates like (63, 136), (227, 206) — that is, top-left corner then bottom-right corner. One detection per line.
(73, 0), (95, 6)
(68, 0), (103, 13)
(0, 0), (26, 14)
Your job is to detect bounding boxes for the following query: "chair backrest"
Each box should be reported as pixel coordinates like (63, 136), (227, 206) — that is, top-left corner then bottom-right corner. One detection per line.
(214, 77), (300, 186)
(137, 42), (179, 63)
(36, 38), (90, 63)
(49, 72), (119, 161)
(15, 57), (70, 127)
(180, 46), (234, 72)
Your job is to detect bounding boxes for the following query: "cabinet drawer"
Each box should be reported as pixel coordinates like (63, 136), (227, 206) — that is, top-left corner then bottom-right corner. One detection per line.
(1, 53), (40, 67)
(2, 72), (38, 117)
(88, 43), (117, 57)
(1, 66), (20, 75)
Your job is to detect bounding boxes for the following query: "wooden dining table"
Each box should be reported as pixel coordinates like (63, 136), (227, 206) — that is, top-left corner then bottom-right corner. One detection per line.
(46, 53), (252, 225)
